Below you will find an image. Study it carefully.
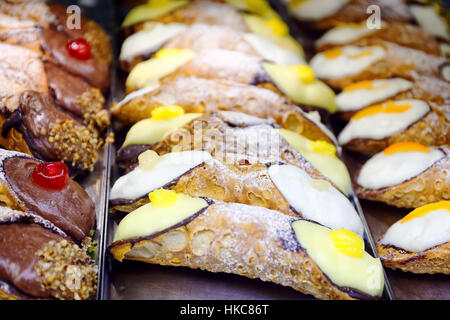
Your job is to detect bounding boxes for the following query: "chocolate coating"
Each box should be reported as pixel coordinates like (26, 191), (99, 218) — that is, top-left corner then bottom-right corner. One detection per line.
(44, 61), (92, 117)
(3, 156), (96, 241)
(0, 223), (61, 298)
(40, 27), (109, 93)
(4, 91), (73, 161)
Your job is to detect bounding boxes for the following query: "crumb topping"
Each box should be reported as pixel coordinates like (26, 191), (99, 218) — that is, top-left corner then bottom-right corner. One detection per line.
(35, 239), (97, 300)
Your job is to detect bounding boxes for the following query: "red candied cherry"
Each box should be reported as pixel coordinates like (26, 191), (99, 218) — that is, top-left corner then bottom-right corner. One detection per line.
(32, 162), (69, 191)
(66, 38), (92, 60)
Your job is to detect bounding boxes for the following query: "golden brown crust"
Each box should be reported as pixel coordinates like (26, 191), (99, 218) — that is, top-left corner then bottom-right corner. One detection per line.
(323, 42), (447, 90)
(376, 242), (450, 274)
(112, 160), (296, 215)
(0, 288), (20, 300)
(111, 77), (333, 143)
(342, 106), (450, 155)
(354, 147), (450, 208)
(112, 114), (344, 213)
(316, 22), (441, 56)
(129, 0), (249, 34)
(110, 203), (355, 300)
(0, 114), (34, 157)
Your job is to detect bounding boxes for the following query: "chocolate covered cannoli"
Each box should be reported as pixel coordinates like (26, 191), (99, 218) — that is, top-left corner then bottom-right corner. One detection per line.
(310, 42), (449, 90)
(337, 100), (449, 155)
(109, 191), (384, 300)
(354, 143), (449, 209)
(0, 148), (97, 300)
(0, 149), (96, 241)
(0, 206), (97, 300)
(0, 43), (110, 172)
(377, 201), (450, 274)
(0, 1), (111, 92)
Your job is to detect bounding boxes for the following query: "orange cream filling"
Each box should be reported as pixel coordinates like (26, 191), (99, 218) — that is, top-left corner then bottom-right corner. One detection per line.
(352, 101), (412, 120)
(349, 50), (372, 59)
(383, 142), (430, 155)
(343, 80), (374, 92)
(324, 47), (342, 59)
(401, 201), (450, 224)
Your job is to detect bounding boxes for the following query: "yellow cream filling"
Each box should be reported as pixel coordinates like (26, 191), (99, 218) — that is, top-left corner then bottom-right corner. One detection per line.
(151, 105), (185, 120)
(126, 48), (196, 90)
(226, 0), (278, 18)
(122, 0), (189, 28)
(262, 62), (337, 112)
(293, 220), (384, 297)
(114, 193), (208, 242)
(330, 228), (364, 258)
(149, 189), (179, 207)
(122, 113), (202, 147)
(243, 14), (304, 55)
(277, 128), (351, 194)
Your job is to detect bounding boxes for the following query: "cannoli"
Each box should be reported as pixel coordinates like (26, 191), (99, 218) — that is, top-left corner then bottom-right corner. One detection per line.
(376, 201), (450, 274)
(123, 0), (277, 31)
(125, 48), (337, 112)
(119, 22), (305, 72)
(112, 77), (335, 144)
(0, 1), (112, 92)
(335, 77), (450, 120)
(115, 111), (351, 195)
(310, 42), (449, 90)
(354, 143), (449, 209)
(337, 100), (449, 155)
(285, 0), (412, 31)
(0, 148), (97, 299)
(0, 43), (110, 172)
(0, 148), (96, 242)
(0, 206), (97, 300)
(109, 191), (384, 300)
(315, 21), (441, 56)
(111, 149), (362, 235)
(409, 4), (449, 42)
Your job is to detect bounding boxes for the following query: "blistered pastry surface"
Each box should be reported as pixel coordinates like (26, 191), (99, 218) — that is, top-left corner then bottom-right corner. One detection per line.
(110, 202), (355, 300)
(112, 77), (332, 143)
(0, 43), (48, 111)
(355, 148), (450, 208)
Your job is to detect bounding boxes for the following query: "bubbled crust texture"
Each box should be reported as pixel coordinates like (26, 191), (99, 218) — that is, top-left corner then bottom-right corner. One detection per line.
(306, 0), (412, 30)
(342, 106), (450, 155)
(152, 115), (339, 188)
(110, 203), (354, 300)
(163, 24), (258, 57)
(316, 22), (441, 56)
(112, 77), (332, 143)
(130, 0), (249, 34)
(322, 42), (448, 90)
(354, 147), (450, 208)
(376, 242), (450, 274)
(112, 160), (296, 215)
